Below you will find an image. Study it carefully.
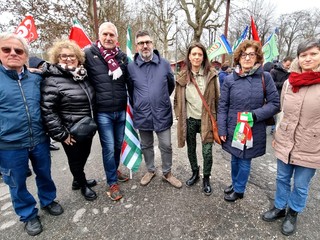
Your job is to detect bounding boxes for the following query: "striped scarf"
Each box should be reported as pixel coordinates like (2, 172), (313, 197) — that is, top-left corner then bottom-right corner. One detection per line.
(231, 112), (254, 150)
(97, 41), (123, 80)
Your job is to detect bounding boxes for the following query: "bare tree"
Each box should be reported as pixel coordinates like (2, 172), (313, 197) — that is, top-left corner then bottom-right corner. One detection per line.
(178, 0), (224, 42)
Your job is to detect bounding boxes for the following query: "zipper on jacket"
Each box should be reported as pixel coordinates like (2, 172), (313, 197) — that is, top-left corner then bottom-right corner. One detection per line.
(17, 79), (34, 146)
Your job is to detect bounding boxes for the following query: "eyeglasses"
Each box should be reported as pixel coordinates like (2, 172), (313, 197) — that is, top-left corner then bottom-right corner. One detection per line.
(1, 47), (25, 55)
(59, 54), (77, 60)
(137, 41), (153, 47)
(241, 52), (256, 59)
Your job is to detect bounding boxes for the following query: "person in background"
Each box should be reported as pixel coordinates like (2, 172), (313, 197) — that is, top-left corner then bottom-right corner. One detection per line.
(41, 40), (97, 201)
(85, 22), (129, 201)
(270, 56), (293, 97)
(0, 32), (63, 236)
(174, 42), (219, 195)
(218, 40), (280, 202)
(262, 38), (320, 236)
(127, 30), (182, 189)
(28, 56), (60, 151)
(218, 61), (231, 90)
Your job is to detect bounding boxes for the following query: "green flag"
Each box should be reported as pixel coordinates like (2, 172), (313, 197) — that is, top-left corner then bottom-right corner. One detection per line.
(126, 26), (133, 62)
(262, 33), (279, 63)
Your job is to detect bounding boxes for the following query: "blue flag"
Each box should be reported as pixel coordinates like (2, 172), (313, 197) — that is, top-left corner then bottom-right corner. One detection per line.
(207, 34), (232, 61)
(232, 26), (248, 52)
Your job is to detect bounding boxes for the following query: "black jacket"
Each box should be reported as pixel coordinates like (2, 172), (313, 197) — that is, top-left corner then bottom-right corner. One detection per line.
(84, 44), (128, 113)
(41, 64), (95, 142)
(270, 64), (290, 96)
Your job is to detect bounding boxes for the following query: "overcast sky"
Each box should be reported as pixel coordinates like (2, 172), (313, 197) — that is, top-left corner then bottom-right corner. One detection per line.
(273, 0), (320, 15)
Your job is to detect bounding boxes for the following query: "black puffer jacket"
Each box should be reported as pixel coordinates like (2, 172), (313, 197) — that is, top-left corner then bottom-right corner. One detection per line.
(41, 64), (95, 142)
(270, 64), (290, 96)
(84, 44), (128, 113)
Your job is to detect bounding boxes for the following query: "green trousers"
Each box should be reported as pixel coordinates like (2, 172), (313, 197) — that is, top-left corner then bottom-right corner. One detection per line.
(186, 117), (213, 177)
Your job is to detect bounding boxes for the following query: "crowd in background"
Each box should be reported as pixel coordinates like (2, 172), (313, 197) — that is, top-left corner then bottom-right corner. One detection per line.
(0, 23), (319, 237)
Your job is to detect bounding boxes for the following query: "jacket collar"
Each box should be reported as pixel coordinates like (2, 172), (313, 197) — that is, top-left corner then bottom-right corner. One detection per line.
(0, 64), (28, 80)
(133, 49), (161, 67)
(176, 68), (217, 87)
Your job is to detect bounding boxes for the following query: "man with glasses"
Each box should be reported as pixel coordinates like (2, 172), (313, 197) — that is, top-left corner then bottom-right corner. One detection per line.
(84, 22), (129, 201)
(127, 30), (182, 188)
(0, 33), (63, 236)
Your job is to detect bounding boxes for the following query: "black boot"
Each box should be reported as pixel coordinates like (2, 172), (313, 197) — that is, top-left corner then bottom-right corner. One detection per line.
(203, 176), (212, 196)
(186, 168), (199, 186)
(224, 191), (244, 202)
(81, 186), (97, 201)
(262, 206), (286, 222)
(281, 208), (298, 236)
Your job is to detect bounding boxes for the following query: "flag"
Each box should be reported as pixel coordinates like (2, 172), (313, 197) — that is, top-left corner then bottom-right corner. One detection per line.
(121, 26), (142, 172)
(121, 99), (142, 172)
(232, 26), (248, 52)
(126, 26), (133, 62)
(250, 16), (260, 43)
(262, 33), (279, 63)
(69, 19), (91, 49)
(207, 34), (232, 61)
(14, 15), (38, 43)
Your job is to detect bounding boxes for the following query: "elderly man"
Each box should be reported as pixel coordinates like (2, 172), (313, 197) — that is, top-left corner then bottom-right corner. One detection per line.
(85, 22), (129, 201)
(0, 33), (63, 236)
(127, 30), (182, 188)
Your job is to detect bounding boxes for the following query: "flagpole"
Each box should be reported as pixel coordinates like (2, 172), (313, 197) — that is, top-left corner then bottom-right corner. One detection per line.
(222, 0), (231, 63)
(93, 0), (99, 39)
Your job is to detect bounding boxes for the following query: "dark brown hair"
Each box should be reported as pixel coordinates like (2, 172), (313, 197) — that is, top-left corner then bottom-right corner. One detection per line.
(233, 40), (264, 66)
(185, 42), (211, 77)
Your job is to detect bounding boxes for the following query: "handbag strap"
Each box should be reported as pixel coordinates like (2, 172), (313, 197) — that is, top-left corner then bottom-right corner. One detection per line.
(80, 81), (94, 118)
(261, 73), (266, 99)
(190, 77), (218, 130)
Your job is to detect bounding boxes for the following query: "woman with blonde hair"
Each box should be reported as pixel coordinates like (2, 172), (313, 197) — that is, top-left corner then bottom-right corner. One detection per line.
(41, 40), (97, 201)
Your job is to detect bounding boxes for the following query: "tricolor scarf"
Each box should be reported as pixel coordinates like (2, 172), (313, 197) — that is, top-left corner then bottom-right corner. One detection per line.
(232, 112), (254, 150)
(97, 41), (123, 80)
(288, 71), (320, 93)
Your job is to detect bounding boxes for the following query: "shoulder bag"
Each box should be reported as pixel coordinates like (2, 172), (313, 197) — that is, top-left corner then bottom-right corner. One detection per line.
(190, 77), (221, 145)
(70, 82), (97, 141)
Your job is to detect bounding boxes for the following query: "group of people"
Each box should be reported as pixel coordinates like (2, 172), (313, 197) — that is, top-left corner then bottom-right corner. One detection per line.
(0, 20), (319, 237)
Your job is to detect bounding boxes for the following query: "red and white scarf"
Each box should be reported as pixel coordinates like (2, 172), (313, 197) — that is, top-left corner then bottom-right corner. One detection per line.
(97, 41), (123, 80)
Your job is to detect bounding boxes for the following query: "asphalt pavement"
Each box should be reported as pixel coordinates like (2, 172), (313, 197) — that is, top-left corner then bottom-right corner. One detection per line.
(1, 122), (320, 240)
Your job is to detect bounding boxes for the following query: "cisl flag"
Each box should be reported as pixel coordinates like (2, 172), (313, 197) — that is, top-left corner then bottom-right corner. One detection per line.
(14, 15), (38, 43)
(69, 19), (91, 49)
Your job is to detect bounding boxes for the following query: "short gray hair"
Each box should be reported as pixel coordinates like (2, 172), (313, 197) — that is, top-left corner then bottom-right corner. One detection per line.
(135, 30), (151, 44)
(0, 32), (29, 56)
(98, 22), (118, 37)
(297, 38), (320, 57)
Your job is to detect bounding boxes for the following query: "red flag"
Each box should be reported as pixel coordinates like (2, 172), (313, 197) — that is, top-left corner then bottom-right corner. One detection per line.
(14, 15), (38, 43)
(250, 16), (260, 43)
(69, 19), (91, 49)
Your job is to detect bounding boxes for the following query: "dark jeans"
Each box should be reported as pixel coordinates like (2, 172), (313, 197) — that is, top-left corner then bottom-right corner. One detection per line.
(62, 137), (93, 187)
(186, 117), (213, 177)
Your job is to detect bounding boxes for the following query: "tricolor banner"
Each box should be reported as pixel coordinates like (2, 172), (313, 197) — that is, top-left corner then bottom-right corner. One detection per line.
(69, 19), (91, 49)
(121, 100), (142, 172)
(207, 34), (232, 61)
(14, 15), (38, 43)
(120, 26), (142, 173)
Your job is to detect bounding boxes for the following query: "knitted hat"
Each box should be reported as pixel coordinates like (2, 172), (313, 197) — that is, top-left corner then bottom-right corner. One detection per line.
(29, 57), (45, 68)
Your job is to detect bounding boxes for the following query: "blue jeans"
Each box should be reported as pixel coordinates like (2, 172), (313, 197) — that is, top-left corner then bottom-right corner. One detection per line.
(97, 111), (125, 186)
(231, 155), (252, 193)
(274, 159), (316, 213)
(0, 140), (57, 222)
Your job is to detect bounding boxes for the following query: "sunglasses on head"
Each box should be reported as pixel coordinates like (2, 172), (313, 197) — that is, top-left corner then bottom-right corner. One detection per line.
(1, 47), (25, 55)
